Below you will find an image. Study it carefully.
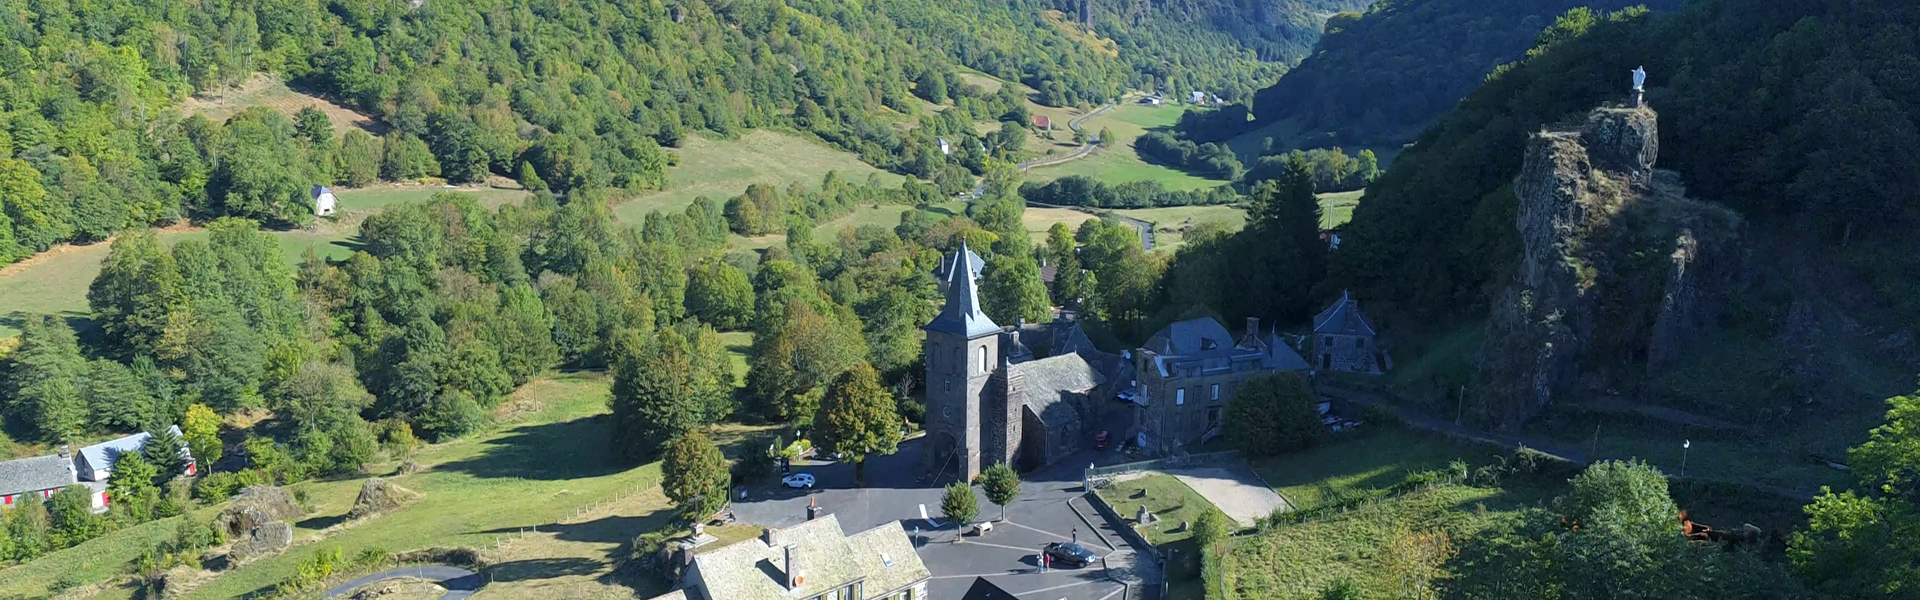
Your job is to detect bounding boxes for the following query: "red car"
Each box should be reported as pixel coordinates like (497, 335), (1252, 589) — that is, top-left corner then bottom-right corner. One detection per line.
(1094, 431), (1109, 450)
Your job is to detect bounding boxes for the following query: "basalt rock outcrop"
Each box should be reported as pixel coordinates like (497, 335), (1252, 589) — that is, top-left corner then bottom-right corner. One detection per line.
(217, 485), (307, 562)
(1477, 105), (1743, 430)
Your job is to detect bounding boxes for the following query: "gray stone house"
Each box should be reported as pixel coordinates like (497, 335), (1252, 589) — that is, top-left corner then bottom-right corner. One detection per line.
(1310, 291), (1380, 373)
(1130, 316), (1310, 454)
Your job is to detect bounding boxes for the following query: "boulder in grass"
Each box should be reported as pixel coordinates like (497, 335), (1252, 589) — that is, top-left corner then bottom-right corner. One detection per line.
(348, 478), (422, 520)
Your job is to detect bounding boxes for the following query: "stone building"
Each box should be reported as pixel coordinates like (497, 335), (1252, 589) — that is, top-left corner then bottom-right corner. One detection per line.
(922, 244), (1117, 479)
(1310, 291), (1380, 373)
(648, 514), (929, 600)
(1130, 316), (1309, 454)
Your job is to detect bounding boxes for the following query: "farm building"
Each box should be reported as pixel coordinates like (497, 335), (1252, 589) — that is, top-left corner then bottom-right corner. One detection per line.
(1189, 91), (1207, 104)
(0, 454), (77, 510)
(76, 426), (194, 482)
(311, 185), (337, 216)
(938, 137), (952, 156)
(1031, 114), (1053, 130)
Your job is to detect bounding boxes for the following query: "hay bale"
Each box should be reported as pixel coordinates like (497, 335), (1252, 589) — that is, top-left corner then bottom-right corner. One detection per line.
(348, 478), (421, 520)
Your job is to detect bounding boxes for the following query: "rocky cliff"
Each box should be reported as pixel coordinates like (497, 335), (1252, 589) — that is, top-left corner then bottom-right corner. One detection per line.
(1476, 105), (1743, 430)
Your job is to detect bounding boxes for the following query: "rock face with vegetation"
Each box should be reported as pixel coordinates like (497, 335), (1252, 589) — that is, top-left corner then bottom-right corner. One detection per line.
(217, 486), (307, 561)
(1478, 105), (1742, 429)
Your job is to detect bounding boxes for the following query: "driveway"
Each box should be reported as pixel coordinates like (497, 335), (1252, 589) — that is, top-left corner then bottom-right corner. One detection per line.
(732, 438), (1143, 600)
(1163, 465), (1291, 528)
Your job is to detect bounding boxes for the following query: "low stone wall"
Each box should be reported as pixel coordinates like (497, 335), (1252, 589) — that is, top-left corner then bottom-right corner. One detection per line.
(1085, 450), (1240, 482)
(1082, 491), (1157, 558)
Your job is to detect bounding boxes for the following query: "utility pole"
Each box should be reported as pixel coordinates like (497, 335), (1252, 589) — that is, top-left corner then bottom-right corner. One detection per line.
(1589, 423), (1602, 463)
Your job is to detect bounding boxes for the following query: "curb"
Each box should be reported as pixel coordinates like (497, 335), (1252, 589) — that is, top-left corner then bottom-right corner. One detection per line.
(1066, 495), (1120, 552)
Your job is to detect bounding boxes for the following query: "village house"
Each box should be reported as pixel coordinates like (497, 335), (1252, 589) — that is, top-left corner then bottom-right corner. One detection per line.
(922, 244), (1125, 479)
(1310, 291), (1382, 373)
(0, 427), (193, 513)
(1129, 316), (1310, 454)
(1030, 114), (1053, 130)
(931, 244), (984, 296)
(647, 514), (930, 600)
(0, 453), (78, 511)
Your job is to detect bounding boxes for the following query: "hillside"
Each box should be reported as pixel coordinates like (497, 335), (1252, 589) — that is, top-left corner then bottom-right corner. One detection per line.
(1244, 0), (1684, 150)
(1088, 0), (1373, 102)
(1327, 0), (1919, 442)
(0, 0), (1314, 270)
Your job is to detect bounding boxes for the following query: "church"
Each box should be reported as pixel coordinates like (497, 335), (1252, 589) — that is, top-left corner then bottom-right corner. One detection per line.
(921, 243), (1118, 480)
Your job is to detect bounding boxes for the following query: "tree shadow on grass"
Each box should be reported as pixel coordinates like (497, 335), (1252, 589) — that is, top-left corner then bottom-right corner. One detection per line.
(435, 417), (627, 481)
(297, 512), (352, 531)
(478, 508), (676, 548)
(482, 557), (606, 583)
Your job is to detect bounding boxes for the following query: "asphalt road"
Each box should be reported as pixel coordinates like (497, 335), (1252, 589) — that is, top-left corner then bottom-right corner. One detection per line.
(734, 433), (1151, 600)
(320, 565), (483, 599)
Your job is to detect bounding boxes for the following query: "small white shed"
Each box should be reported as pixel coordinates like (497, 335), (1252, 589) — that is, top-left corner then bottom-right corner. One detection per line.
(311, 185), (337, 217)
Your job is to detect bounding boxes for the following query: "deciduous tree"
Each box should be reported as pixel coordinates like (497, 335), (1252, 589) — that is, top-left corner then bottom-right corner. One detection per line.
(661, 430), (730, 522)
(980, 463), (1020, 521)
(813, 363), (902, 486)
(941, 481), (978, 526)
(1223, 372), (1325, 457)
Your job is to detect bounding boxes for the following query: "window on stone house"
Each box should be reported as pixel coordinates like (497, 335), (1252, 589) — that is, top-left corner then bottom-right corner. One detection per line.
(1210, 384), (1220, 401)
(979, 346), (989, 373)
(1324, 336), (1333, 346)
(1358, 338), (1367, 349)
(1175, 388), (1185, 405)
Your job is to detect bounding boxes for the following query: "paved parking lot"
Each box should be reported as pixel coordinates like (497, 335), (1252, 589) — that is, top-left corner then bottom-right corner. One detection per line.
(732, 438), (1143, 600)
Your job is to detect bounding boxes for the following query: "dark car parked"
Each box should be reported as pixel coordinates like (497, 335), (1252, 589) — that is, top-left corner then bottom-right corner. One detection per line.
(1043, 542), (1099, 568)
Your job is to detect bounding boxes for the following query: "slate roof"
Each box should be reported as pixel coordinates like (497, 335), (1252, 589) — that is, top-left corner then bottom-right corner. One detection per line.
(932, 245), (986, 282)
(1313, 290), (1376, 337)
(76, 426), (187, 482)
(924, 242), (1001, 338)
(671, 515), (929, 600)
(845, 522), (931, 595)
(0, 455), (76, 497)
(1013, 353), (1104, 426)
(310, 185), (333, 199)
(961, 577), (1022, 600)
(1144, 317), (1236, 356)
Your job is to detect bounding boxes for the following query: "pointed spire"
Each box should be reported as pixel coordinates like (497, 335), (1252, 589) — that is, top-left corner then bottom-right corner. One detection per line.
(925, 241), (1000, 338)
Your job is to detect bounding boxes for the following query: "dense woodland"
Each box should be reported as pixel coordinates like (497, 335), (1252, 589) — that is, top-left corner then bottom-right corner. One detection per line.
(1241, 0), (1685, 148)
(0, 0), (1329, 268)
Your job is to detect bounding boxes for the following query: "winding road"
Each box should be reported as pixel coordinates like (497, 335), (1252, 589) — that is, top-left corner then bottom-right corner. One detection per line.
(320, 565), (484, 599)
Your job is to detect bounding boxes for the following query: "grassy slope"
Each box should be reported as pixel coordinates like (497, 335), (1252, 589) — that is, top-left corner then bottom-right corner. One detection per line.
(0, 186), (527, 338)
(1112, 205), (1247, 250)
(1252, 428), (1497, 513)
(174, 374), (661, 600)
(1319, 190), (1363, 229)
(1027, 104), (1230, 192)
(612, 130), (900, 225)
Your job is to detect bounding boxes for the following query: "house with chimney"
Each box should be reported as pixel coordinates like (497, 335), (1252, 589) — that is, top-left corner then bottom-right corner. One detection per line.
(0, 427), (193, 513)
(1129, 316), (1310, 454)
(647, 514), (929, 600)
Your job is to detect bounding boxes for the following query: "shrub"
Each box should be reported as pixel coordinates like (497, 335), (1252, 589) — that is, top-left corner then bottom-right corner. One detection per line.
(193, 469), (267, 503)
(1224, 373), (1328, 457)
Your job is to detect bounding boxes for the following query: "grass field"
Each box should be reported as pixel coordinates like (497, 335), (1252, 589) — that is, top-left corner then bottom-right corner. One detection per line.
(612, 130), (899, 226)
(717, 331), (752, 383)
(1026, 104), (1230, 192)
(171, 373), (674, 600)
(1319, 190), (1363, 229)
(182, 73), (383, 137)
(1022, 207), (1098, 241)
(1252, 428), (1498, 513)
(1111, 205), (1247, 250)
(1097, 473), (1222, 599)
(1218, 482), (1533, 600)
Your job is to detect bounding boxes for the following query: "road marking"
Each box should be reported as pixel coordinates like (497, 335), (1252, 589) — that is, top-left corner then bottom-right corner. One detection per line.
(919, 504), (944, 529)
(1097, 586), (1127, 600)
(956, 540), (1052, 554)
(1002, 521), (1074, 541)
(1021, 579), (1108, 595)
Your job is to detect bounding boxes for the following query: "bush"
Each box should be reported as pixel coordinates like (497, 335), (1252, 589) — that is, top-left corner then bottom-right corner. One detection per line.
(193, 469), (267, 503)
(1224, 373), (1328, 457)
(1359, 403), (1402, 427)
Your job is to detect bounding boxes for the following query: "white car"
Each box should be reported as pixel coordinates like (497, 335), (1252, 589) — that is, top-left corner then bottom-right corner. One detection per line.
(782, 473), (816, 489)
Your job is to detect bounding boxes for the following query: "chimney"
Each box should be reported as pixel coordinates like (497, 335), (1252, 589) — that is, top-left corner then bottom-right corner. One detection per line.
(1246, 317), (1260, 337)
(807, 497), (822, 521)
(762, 527), (775, 546)
(784, 544), (802, 590)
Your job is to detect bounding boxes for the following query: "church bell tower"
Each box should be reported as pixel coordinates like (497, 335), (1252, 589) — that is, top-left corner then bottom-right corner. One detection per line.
(922, 242), (999, 481)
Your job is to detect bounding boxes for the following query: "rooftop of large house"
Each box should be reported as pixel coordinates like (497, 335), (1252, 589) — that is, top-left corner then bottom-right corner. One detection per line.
(668, 514), (929, 600)
(77, 426), (187, 481)
(1013, 353), (1106, 427)
(1139, 316), (1309, 378)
